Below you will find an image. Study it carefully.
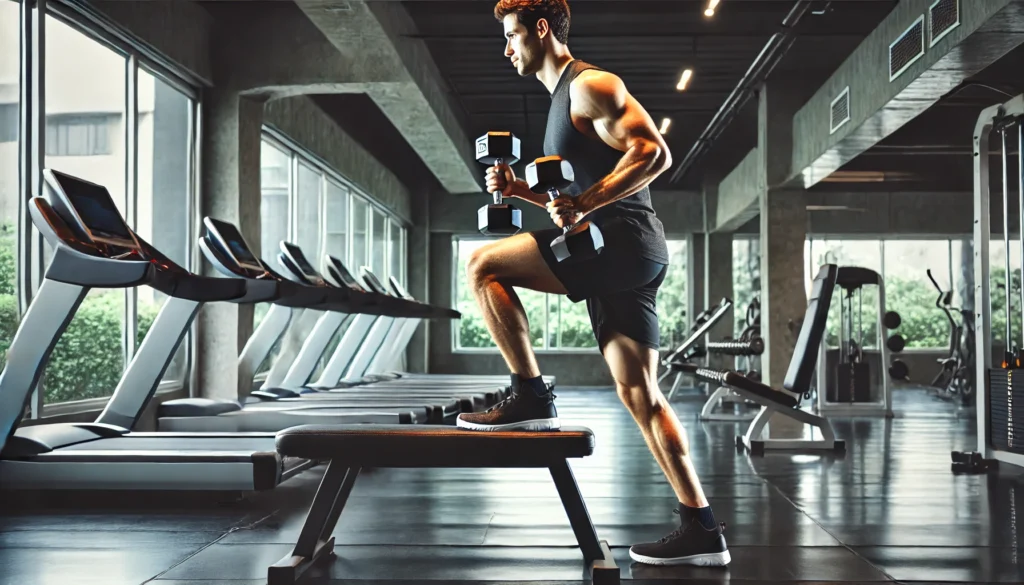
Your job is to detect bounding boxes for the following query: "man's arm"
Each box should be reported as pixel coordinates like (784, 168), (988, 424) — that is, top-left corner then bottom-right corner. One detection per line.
(570, 71), (672, 213)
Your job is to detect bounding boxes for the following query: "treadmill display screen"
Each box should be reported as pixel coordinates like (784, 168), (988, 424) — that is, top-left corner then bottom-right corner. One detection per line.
(326, 256), (360, 288)
(360, 268), (389, 295)
(49, 170), (136, 248)
(205, 218), (264, 272)
(281, 242), (320, 281)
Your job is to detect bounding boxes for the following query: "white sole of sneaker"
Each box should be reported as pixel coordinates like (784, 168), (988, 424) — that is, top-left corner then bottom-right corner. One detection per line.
(628, 549), (731, 567)
(455, 417), (560, 431)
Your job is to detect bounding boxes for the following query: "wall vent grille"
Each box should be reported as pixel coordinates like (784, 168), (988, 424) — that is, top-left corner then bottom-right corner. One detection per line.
(890, 16), (925, 81)
(830, 86), (850, 135)
(929, 0), (960, 47)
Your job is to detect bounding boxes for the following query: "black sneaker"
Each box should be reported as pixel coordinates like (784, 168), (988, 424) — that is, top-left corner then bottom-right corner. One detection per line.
(456, 387), (559, 431)
(629, 511), (730, 567)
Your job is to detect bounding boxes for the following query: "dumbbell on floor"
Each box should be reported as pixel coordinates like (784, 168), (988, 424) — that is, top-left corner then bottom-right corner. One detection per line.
(524, 155), (604, 263)
(475, 131), (523, 236)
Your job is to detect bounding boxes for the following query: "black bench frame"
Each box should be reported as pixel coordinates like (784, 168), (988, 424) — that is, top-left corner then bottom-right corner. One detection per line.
(269, 458), (618, 585)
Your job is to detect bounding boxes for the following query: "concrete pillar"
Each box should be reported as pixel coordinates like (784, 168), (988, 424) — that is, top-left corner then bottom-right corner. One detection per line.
(196, 89), (265, 400)
(757, 81), (809, 390)
(705, 233), (734, 370)
(405, 187), (431, 373)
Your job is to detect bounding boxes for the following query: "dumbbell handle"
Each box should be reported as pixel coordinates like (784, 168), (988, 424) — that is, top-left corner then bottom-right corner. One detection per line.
(547, 188), (577, 234)
(491, 157), (505, 205)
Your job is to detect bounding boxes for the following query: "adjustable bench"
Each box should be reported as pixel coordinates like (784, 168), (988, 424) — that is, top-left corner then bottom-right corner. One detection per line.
(270, 425), (618, 585)
(675, 264), (845, 455)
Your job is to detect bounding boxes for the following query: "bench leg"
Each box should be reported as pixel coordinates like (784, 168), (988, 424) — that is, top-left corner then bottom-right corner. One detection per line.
(549, 460), (619, 584)
(268, 462), (359, 585)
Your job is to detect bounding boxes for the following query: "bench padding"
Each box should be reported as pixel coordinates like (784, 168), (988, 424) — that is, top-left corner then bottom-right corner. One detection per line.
(276, 425), (595, 467)
(674, 363), (798, 409)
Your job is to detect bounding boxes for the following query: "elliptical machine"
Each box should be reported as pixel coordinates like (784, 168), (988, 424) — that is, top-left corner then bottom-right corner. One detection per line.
(926, 269), (975, 405)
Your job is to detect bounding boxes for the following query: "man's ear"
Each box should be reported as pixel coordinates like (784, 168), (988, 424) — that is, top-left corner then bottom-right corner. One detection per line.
(536, 17), (550, 39)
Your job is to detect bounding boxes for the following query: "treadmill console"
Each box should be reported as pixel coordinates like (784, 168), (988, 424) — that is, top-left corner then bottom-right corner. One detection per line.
(204, 217), (266, 274)
(279, 241), (326, 286)
(360, 267), (391, 295)
(44, 169), (139, 251)
(323, 256), (365, 291)
(388, 276), (412, 300)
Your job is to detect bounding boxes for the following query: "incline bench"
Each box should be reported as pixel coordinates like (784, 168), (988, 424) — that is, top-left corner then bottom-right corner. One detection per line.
(269, 425), (618, 584)
(676, 264), (846, 455)
(657, 298), (733, 399)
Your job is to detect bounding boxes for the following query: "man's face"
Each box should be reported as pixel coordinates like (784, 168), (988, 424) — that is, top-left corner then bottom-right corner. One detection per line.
(502, 14), (542, 76)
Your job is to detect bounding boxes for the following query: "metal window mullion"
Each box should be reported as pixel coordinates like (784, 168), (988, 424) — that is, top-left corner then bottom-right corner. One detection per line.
(187, 96), (201, 396)
(124, 53), (138, 365)
(21, 0), (46, 418)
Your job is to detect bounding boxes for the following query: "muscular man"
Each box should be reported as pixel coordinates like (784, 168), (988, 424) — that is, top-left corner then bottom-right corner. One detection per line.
(455, 0), (730, 568)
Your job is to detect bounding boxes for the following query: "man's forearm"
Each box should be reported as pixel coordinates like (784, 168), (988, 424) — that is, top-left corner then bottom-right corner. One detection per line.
(579, 142), (668, 212)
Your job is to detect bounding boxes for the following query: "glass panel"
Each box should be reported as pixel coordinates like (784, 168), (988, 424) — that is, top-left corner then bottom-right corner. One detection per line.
(989, 239), (1022, 352)
(882, 240), (952, 349)
(551, 296), (596, 349)
(294, 161), (321, 264)
(732, 237), (760, 336)
(371, 208), (386, 280)
(657, 239), (688, 350)
(0, 0), (21, 372)
(256, 140), (290, 332)
(455, 239), (543, 349)
(351, 197), (368, 274)
(42, 15), (128, 404)
(323, 180), (348, 268)
(389, 220), (402, 287)
(811, 239), (882, 348)
(134, 68), (191, 382)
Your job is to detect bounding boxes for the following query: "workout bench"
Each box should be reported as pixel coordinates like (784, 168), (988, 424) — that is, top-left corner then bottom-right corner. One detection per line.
(269, 425), (618, 585)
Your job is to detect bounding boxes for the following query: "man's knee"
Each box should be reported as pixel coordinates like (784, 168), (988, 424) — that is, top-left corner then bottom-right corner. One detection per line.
(467, 245), (496, 288)
(616, 381), (664, 414)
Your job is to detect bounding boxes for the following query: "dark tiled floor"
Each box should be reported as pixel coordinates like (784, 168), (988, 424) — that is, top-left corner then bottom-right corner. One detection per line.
(1, 386), (1022, 585)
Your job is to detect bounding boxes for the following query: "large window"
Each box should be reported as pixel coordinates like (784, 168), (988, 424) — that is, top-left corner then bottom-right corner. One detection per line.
(258, 132), (407, 290)
(0, 0), (20, 374)
(41, 15), (128, 404)
(133, 68), (192, 383)
(0, 8), (199, 409)
(732, 236), (760, 336)
(802, 237), (979, 350)
(452, 237), (688, 351)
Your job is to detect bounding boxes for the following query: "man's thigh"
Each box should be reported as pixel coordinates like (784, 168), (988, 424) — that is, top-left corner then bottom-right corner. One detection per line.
(476, 231), (569, 295)
(601, 331), (661, 388)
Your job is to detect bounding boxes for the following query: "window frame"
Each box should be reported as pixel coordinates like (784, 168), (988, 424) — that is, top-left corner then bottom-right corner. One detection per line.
(259, 125), (409, 287)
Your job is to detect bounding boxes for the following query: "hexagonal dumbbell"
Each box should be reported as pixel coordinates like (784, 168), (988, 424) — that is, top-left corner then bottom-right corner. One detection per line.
(475, 131), (523, 236)
(524, 155), (604, 263)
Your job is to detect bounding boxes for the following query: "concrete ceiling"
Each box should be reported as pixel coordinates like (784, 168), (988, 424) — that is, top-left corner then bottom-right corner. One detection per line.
(831, 42), (1024, 193)
(399, 0), (898, 190)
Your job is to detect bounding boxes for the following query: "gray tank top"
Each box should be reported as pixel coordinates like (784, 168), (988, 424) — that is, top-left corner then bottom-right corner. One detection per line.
(542, 60), (669, 264)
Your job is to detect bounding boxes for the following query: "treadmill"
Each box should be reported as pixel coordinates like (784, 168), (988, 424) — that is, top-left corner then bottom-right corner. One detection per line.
(155, 223), (476, 430)
(221, 237), (506, 405)
(0, 170), (321, 491)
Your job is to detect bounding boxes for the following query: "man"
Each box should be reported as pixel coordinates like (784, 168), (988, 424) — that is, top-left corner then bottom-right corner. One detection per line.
(456, 0), (730, 568)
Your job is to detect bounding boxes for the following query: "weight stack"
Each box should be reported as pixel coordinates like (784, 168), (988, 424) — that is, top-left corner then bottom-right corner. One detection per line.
(987, 368), (1024, 455)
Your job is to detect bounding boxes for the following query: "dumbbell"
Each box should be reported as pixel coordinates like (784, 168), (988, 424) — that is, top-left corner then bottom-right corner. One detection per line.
(475, 131), (523, 236)
(524, 155), (604, 263)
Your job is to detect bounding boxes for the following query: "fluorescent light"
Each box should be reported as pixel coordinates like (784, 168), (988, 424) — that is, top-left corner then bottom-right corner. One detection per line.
(705, 0), (720, 17)
(659, 118), (672, 135)
(676, 69), (693, 91)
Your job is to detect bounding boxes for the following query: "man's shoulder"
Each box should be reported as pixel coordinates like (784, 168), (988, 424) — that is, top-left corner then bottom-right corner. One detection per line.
(569, 69), (626, 115)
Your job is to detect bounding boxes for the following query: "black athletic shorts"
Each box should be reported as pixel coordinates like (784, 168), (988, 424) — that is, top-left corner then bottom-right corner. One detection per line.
(530, 228), (667, 351)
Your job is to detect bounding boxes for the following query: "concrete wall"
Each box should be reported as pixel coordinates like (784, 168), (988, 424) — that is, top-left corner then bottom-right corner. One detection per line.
(715, 149), (760, 231)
